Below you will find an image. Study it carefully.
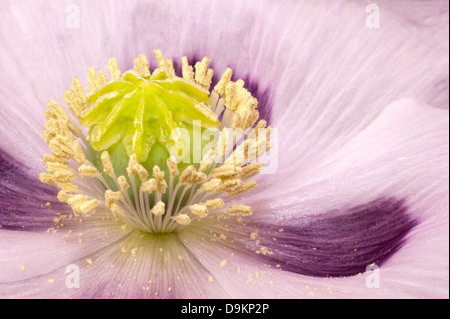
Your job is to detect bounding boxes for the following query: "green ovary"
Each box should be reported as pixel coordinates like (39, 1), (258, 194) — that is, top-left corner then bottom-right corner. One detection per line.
(80, 70), (220, 185)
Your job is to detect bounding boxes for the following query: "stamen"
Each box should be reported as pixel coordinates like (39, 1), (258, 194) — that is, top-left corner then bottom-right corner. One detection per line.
(110, 203), (124, 220)
(181, 56), (195, 82)
(175, 214), (191, 225)
(107, 57), (121, 80)
(52, 170), (75, 183)
(167, 156), (179, 177)
(241, 162), (264, 179)
(67, 194), (86, 215)
(57, 182), (78, 194)
(152, 201), (165, 216)
(39, 173), (55, 185)
(194, 57), (213, 90)
(126, 154), (140, 177)
(63, 78), (87, 119)
(202, 179), (222, 192)
(118, 176), (130, 191)
(72, 140), (86, 164)
(227, 205), (252, 216)
(189, 204), (208, 218)
(105, 190), (123, 208)
(57, 190), (73, 203)
(100, 151), (114, 174)
(153, 49), (165, 69)
(78, 164), (98, 177)
(212, 163), (242, 179)
(179, 166), (206, 185)
(80, 199), (98, 214)
(199, 149), (215, 171)
(204, 198), (224, 210)
(141, 179), (156, 193)
(87, 67), (107, 93)
(45, 161), (68, 174)
(164, 59), (176, 78)
(214, 68), (232, 96)
(153, 166), (168, 194)
(42, 154), (67, 165)
(133, 54), (150, 77)
(228, 180), (258, 196)
(40, 50), (271, 234)
(49, 135), (74, 159)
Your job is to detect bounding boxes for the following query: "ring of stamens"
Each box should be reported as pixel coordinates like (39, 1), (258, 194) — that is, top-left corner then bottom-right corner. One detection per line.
(40, 50), (272, 234)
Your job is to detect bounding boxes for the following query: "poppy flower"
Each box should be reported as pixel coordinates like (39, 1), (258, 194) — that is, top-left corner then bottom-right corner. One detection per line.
(0, 0), (448, 299)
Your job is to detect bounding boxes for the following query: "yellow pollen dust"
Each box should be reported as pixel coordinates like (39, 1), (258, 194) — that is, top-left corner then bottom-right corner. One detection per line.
(39, 50), (272, 234)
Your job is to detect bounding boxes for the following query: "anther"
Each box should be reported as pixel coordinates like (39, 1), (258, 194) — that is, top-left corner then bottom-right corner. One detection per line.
(79, 164), (98, 177)
(167, 156), (179, 177)
(179, 165), (206, 185)
(57, 190), (73, 203)
(153, 166), (167, 194)
(141, 178), (156, 193)
(199, 149), (215, 171)
(39, 173), (55, 185)
(212, 163), (242, 179)
(216, 178), (242, 193)
(67, 194), (86, 215)
(241, 162), (264, 180)
(195, 57), (213, 89)
(57, 182), (78, 193)
(63, 77), (87, 119)
(204, 198), (224, 210)
(49, 135), (74, 159)
(100, 151), (114, 174)
(45, 161), (68, 174)
(105, 190), (123, 208)
(152, 201), (165, 216)
(175, 214), (191, 225)
(80, 199), (98, 214)
(107, 57), (121, 80)
(72, 140), (86, 164)
(201, 178), (222, 192)
(87, 67), (107, 93)
(189, 204), (208, 218)
(136, 165), (148, 181)
(153, 49), (165, 69)
(52, 170), (75, 183)
(214, 68), (232, 96)
(181, 56), (195, 82)
(110, 203), (124, 220)
(228, 180), (258, 196)
(227, 205), (252, 216)
(118, 176), (129, 191)
(126, 154), (139, 177)
(164, 58), (176, 78)
(133, 54), (150, 77)
(42, 154), (67, 165)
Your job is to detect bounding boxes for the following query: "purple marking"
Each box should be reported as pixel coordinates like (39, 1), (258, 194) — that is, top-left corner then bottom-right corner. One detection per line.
(245, 198), (418, 277)
(0, 148), (69, 231)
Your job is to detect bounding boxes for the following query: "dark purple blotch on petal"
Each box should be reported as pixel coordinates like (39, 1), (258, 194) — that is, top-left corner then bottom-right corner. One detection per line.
(0, 148), (69, 231)
(248, 198), (418, 277)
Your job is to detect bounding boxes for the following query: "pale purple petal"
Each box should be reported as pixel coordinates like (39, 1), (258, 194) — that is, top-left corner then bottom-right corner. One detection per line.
(0, 210), (131, 284)
(0, 0), (448, 166)
(0, 0), (448, 299)
(190, 100), (448, 298)
(0, 230), (227, 299)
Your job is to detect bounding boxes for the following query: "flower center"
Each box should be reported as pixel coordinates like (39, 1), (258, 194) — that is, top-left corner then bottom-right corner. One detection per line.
(40, 50), (272, 234)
